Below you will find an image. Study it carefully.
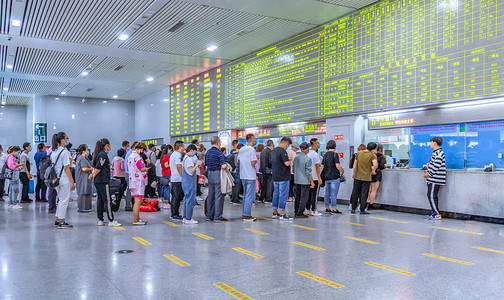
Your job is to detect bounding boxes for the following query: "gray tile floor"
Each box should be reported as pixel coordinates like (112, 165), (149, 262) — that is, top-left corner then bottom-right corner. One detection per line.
(1, 194), (504, 300)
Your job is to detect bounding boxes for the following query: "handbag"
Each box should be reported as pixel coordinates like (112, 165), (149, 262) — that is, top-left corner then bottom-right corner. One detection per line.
(198, 164), (205, 184)
(340, 174), (346, 183)
(1, 163), (13, 180)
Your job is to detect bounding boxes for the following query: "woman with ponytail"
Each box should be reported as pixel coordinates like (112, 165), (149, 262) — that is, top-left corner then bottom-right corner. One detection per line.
(89, 138), (121, 227)
(75, 144), (93, 212)
(6, 146), (23, 209)
(50, 132), (75, 228)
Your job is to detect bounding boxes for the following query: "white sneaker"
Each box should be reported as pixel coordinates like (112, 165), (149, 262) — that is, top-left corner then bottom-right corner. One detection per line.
(8, 204), (13, 208)
(133, 220), (147, 226)
(312, 210), (322, 216)
(183, 218), (187, 223)
(12, 204), (23, 209)
(108, 220), (121, 227)
(196, 196), (203, 201)
(97, 220), (105, 226)
(185, 219), (198, 224)
(348, 204), (352, 211)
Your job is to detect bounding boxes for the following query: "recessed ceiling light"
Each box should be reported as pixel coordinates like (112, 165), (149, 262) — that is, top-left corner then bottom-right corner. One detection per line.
(55, 98), (59, 100)
(2, 88), (8, 91)
(103, 100), (107, 104)
(71, 114), (75, 119)
(113, 95), (118, 99)
(81, 71), (89, 76)
(118, 34), (129, 41)
(150, 104), (154, 107)
(11, 20), (21, 27)
(207, 45), (218, 51)
(6, 65), (13, 69)
(146, 77), (154, 82)
(61, 91), (66, 95)
(163, 99), (169, 102)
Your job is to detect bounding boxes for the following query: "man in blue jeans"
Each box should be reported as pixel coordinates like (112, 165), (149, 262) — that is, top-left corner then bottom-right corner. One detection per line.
(271, 137), (294, 220)
(205, 136), (228, 222)
(238, 134), (258, 222)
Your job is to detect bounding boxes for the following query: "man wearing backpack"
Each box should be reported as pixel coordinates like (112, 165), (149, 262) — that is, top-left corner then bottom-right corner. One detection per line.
(230, 144), (243, 204)
(34, 143), (48, 202)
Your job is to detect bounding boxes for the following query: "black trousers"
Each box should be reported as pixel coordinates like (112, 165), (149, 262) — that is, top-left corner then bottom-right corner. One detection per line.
(0, 178), (5, 198)
(95, 183), (114, 222)
(231, 173), (241, 203)
(146, 173), (157, 197)
(427, 183), (441, 214)
(48, 187), (57, 209)
(294, 184), (310, 216)
(170, 182), (183, 217)
(351, 179), (370, 210)
(306, 180), (319, 211)
(260, 173), (273, 202)
(20, 172), (30, 201)
(289, 174), (295, 197)
(35, 173), (47, 201)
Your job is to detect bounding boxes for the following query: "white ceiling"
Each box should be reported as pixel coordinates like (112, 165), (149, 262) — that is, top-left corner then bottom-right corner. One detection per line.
(0, 0), (379, 105)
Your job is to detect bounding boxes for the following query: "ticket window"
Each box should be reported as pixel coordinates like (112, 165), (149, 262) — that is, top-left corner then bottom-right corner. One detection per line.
(365, 128), (410, 168)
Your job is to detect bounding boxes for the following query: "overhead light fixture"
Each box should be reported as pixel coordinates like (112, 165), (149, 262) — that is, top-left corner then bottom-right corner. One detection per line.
(118, 34), (129, 41)
(61, 91), (66, 95)
(113, 95), (118, 99)
(441, 98), (503, 109)
(11, 20), (21, 27)
(146, 77), (154, 82)
(3, 88), (8, 91)
(6, 65), (13, 69)
(55, 98), (59, 100)
(71, 114), (75, 119)
(163, 99), (169, 102)
(81, 71), (89, 76)
(207, 45), (218, 51)
(103, 100), (107, 104)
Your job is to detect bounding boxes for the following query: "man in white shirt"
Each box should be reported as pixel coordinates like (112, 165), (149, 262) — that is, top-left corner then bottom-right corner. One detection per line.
(238, 134), (258, 222)
(0, 144), (7, 199)
(169, 141), (185, 221)
(306, 138), (322, 216)
(20, 142), (33, 203)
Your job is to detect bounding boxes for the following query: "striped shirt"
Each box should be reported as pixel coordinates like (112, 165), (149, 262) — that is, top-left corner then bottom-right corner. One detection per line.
(205, 146), (226, 171)
(427, 148), (446, 185)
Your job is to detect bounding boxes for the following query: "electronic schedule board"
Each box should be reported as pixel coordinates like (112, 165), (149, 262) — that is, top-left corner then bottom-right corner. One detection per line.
(170, 67), (223, 136)
(224, 0), (504, 129)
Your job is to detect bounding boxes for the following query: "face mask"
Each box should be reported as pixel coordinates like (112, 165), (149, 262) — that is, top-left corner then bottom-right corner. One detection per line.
(65, 141), (70, 146)
(28, 148), (32, 152)
(14, 153), (20, 157)
(126, 147), (131, 152)
(190, 153), (196, 157)
(106, 149), (110, 154)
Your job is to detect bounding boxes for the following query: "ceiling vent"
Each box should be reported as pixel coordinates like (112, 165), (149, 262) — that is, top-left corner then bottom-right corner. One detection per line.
(114, 65), (124, 71)
(167, 21), (185, 32)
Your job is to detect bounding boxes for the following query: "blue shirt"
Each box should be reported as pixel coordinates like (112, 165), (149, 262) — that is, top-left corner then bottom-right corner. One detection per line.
(34, 150), (46, 173)
(205, 146), (226, 171)
(125, 149), (133, 174)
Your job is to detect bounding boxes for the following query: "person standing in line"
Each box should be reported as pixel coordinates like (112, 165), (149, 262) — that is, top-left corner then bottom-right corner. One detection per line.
(322, 140), (344, 214)
(121, 141), (130, 153)
(169, 141), (185, 221)
(205, 136), (228, 222)
(292, 143), (314, 218)
(259, 140), (274, 203)
(19, 142), (33, 203)
(34, 143), (47, 202)
(75, 144), (93, 212)
(238, 134), (258, 222)
(287, 143), (299, 201)
(368, 144), (386, 210)
(271, 137), (294, 220)
(182, 144), (203, 224)
(124, 141), (137, 211)
(0, 145), (7, 200)
(424, 137), (446, 220)
(160, 145), (172, 209)
(351, 142), (378, 214)
(306, 138), (323, 216)
(348, 144), (367, 211)
(255, 143), (264, 200)
(6, 146), (23, 209)
(50, 132), (76, 228)
(89, 138), (121, 227)
(128, 142), (149, 225)
(231, 144), (244, 204)
(113, 148), (127, 206)
(146, 144), (157, 198)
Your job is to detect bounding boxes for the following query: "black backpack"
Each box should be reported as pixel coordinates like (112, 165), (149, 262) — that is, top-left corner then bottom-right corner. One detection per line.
(44, 151), (64, 188)
(0, 163), (13, 180)
(225, 153), (237, 171)
(38, 154), (51, 180)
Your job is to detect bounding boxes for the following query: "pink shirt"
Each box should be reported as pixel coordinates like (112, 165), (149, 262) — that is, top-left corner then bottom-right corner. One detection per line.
(112, 156), (125, 177)
(127, 152), (147, 189)
(7, 155), (19, 170)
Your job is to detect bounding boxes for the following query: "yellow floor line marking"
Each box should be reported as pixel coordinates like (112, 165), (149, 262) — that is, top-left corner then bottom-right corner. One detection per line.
(291, 224), (317, 230)
(163, 221), (180, 227)
(163, 254), (191, 266)
(232, 247), (263, 258)
(132, 237), (151, 245)
(214, 282), (254, 300)
(432, 226), (483, 235)
(422, 253), (474, 265)
(365, 262), (416, 276)
(296, 271), (345, 288)
(292, 241), (326, 251)
(472, 246), (504, 254)
(114, 226), (126, 231)
(344, 236), (379, 244)
(370, 217), (408, 224)
(252, 216), (270, 220)
(394, 231), (430, 238)
(192, 232), (214, 240)
(339, 221), (364, 226)
(244, 228), (269, 235)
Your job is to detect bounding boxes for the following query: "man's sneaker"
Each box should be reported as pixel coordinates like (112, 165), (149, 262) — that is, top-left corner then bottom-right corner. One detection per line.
(279, 214), (293, 221)
(57, 222), (73, 229)
(54, 220), (60, 226)
(185, 219), (199, 224)
(424, 212), (435, 219)
(351, 209), (356, 214)
(214, 218), (228, 223)
(332, 209), (342, 214)
(108, 220), (121, 227)
(171, 216), (183, 221)
(360, 211), (370, 215)
(12, 204), (23, 209)
(242, 216), (257, 222)
(125, 207), (133, 211)
(296, 214), (309, 218)
(272, 213), (281, 219)
(325, 209), (333, 214)
(357, 207), (361, 212)
(427, 213), (442, 220)
(97, 220), (105, 226)
(312, 210), (322, 216)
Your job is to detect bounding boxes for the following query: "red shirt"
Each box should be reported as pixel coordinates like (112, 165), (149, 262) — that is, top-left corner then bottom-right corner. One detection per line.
(161, 154), (171, 177)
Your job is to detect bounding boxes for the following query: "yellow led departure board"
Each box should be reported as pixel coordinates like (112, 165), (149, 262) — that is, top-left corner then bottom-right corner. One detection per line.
(170, 68), (223, 136)
(224, 0), (504, 128)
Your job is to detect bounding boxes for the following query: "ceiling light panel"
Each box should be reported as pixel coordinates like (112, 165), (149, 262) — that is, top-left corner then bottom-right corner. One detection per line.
(14, 47), (97, 78)
(0, 1), (13, 34)
(86, 57), (177, 82)
(64, 84), (138, 100)
(5, 96), (32, 106)
(8, 78), (69, 95)
(120, 0), (265, 56)
(20, 0), (154, 46)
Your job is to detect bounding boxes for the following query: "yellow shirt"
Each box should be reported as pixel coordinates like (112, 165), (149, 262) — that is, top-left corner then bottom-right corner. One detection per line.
(354, 150), (377, 182)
